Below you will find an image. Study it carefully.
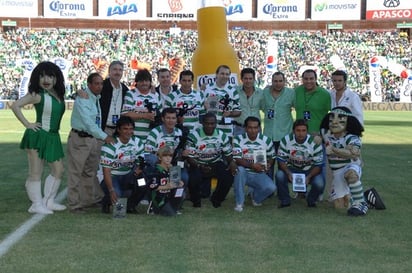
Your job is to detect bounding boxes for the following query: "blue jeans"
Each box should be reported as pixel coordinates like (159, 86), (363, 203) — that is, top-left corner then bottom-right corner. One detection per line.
(275, 169), (324, 206)
(234, 166), (276, 205)
(101, 170), (147, 210)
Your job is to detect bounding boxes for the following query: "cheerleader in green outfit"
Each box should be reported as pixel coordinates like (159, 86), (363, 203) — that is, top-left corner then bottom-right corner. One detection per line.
(12, 61), (67, 214)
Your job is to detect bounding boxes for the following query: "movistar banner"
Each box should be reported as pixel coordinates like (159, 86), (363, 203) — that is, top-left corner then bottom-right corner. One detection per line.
(311, 0), (361, 20)
(0, 0), (38, 17)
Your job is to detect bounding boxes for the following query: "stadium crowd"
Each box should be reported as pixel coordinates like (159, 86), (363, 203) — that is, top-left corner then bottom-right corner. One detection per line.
(0, 28), (410, 100)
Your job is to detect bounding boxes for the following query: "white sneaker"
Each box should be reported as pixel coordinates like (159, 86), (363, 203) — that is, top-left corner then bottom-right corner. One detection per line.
(251, 200), (262, 207)
(234, 204), (243, 212)
(140, 200), (149, 206)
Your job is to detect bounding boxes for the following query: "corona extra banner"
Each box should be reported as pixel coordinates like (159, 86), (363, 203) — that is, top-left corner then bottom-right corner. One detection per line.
(366, 0), (412, 20)
(311, 0), (361, 20)
(202, 0), (253, 20)
(0, 0), (38, 18)
(152, 0), (198, 21)
(257, 0), (306, 21)
(43, 0), (93, 19)
(98, 0), (147, 19)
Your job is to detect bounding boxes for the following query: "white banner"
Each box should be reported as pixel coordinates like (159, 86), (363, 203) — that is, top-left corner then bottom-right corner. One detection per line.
(257, 0), (306, 21)
(152, 0), (198, 21)
(52, 57), (72, 86)
(98, 0), (147, 19)
(369, 56), (382, 103)
(16, 59), (37, 99)
(43, 0), (93, 19)
(202, 0), (252, 21)
(311, 0), (361, 20)
(0, 0), (38, 17)
(400, 78), (412, 102)
(366, 0), (412, 20)
(265, 38), (278, 86)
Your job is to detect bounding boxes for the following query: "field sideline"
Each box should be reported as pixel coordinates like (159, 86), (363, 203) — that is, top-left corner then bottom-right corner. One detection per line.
(0, 110), (412, 273)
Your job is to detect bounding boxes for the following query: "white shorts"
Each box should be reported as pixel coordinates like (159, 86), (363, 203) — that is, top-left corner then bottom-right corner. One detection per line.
(329, 164), (362, 202)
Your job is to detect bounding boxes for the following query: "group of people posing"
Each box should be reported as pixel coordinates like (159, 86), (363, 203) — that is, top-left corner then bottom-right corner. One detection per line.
(12, 60), (377, 217)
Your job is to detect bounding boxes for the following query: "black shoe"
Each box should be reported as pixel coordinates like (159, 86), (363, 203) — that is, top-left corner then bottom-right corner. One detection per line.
(307, 203), (317, 208)
(127, 207), (138, 214)
(101, 203), (111, 214)
(278, 203), (291, 208)
(193, 202), (201, 208)
(210, 197), (221, 208)
(364, 188), (386, 210)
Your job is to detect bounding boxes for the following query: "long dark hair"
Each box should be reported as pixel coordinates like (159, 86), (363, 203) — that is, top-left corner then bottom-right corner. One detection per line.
(320, 106), (364, 137)
(28, 61), (65, 100)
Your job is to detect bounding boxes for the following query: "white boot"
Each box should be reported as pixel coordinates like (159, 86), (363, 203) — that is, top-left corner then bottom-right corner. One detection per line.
(26, 180), (53, 214)
(43, 175), (66, 211)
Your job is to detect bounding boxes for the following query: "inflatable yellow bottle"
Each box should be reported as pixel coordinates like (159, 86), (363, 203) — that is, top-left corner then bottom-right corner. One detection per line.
(192, 6), (240, 89)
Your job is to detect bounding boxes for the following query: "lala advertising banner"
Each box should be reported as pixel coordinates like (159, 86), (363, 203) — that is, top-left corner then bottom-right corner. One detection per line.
(201, 0), (253, 21)
(98, 0), (147, 20)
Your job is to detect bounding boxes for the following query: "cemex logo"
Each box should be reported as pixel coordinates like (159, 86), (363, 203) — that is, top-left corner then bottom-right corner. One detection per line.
(384, 0), (400, 8)
(169, 0), (183, 12)
(370, 57), (380, 68)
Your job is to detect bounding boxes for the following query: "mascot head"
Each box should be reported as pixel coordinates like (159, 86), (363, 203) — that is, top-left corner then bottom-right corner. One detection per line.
(320, 106), (364, 137)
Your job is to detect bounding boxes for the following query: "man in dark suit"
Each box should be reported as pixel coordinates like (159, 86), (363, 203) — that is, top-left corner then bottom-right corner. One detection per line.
(100, 60), (129, 136)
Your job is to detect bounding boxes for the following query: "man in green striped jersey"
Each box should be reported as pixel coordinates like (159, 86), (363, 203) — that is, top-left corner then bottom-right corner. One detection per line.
(165, 70), (205, 131)
(276, 119), (325, 208)
(204, 65), (241, 138)
(232, 116), (276, 212)
(186, 113), (238, 208)
(100, 116), (147, 214)
(121, 69), (162, 141)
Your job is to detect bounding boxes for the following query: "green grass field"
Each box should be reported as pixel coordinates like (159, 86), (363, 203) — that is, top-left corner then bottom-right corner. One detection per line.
(0, 109), (412, 273)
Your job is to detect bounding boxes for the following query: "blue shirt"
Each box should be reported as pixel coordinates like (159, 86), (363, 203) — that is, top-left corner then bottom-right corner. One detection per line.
(71, 87), (107, 140)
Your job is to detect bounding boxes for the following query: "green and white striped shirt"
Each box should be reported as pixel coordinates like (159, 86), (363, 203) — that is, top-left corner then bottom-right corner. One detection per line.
(277, 133), (323, 171)
(100, 135), (144, 176)
(122, 88), (162, 141)
(165, 89), (206, 130)
(145, 125), (182, 153)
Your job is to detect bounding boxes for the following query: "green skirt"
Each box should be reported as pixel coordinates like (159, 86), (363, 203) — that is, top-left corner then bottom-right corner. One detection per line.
(20, 129), (64, 163)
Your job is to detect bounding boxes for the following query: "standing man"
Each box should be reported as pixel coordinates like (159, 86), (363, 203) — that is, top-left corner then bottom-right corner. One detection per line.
(262, 72), (295, 153)
(100, 61), (130, 136)
(295, 69), (331, 134)
(204, 65), (241, 138)
(186, 113), (237, 208)
(233, 68), (264, 136)
(67, 73), (114, 213)
(275, 119), (324, 208)
(165, 70), (205, 131)
(232, 116), (276, 212)
(330, 70), (364, 125)
(155, 68), (178, 108)
(122, 69), (162, 142)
